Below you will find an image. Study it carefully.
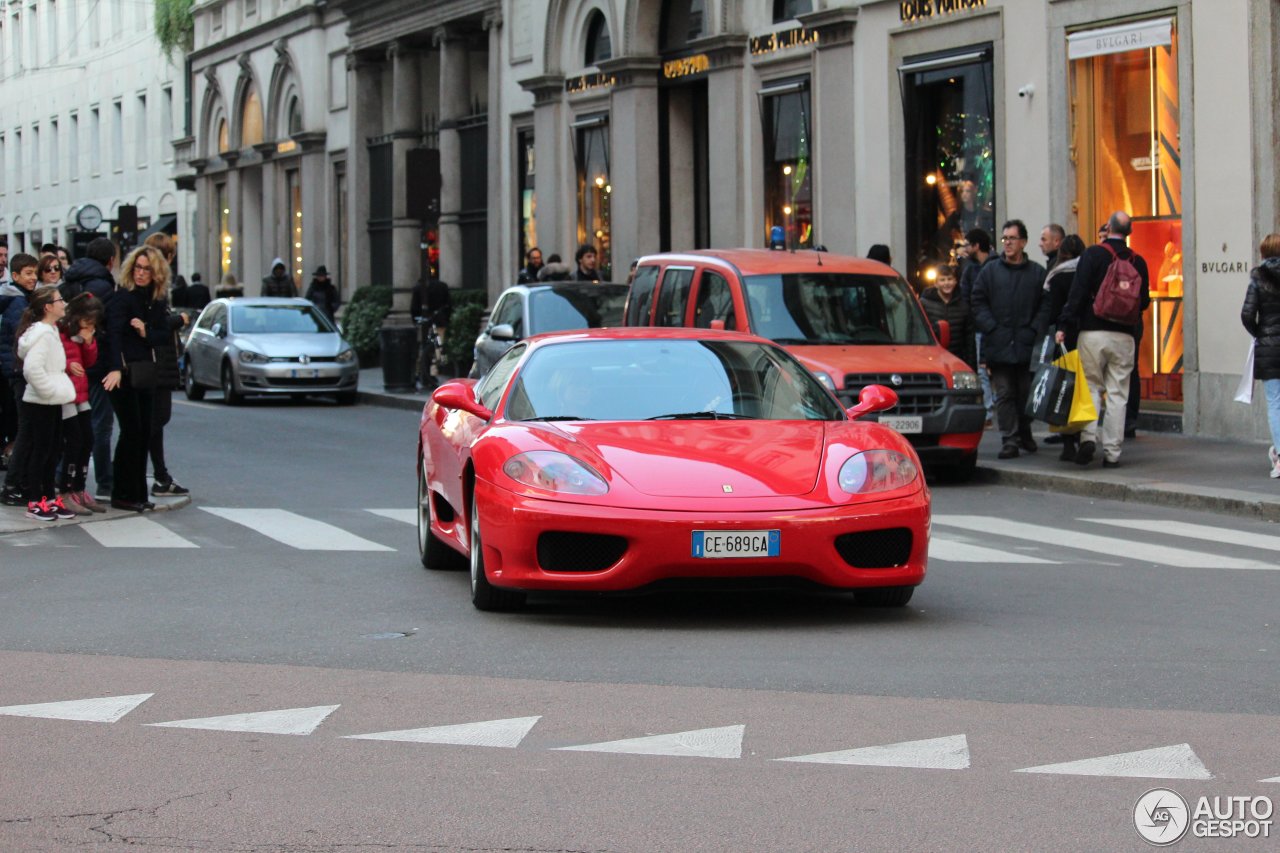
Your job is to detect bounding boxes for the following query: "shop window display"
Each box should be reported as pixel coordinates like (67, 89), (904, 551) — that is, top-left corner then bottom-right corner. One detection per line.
(762, 82), (813, 250)
(576, 124), (611, 279)
(1071, 20), (1181, 402)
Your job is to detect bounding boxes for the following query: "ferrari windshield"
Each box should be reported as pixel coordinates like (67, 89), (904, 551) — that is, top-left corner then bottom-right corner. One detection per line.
(742, 273), (934, 345)
(504, 339), (846, 422)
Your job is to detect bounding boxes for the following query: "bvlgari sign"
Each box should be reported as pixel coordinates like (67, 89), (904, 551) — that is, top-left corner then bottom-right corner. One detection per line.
(1068, 19), (1172, 60)
(900, 0), (987, 23)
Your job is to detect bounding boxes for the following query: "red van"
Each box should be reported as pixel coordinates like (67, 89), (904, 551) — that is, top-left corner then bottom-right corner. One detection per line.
(625, 249), (985, 479)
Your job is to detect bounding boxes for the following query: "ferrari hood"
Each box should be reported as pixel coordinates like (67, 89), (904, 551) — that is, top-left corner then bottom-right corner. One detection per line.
(563, 421), (827, 498)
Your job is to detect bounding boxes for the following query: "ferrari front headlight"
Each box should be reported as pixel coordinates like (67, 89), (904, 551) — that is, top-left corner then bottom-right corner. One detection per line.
(503, 451), (608, 496)
(838, 450), (920, 494)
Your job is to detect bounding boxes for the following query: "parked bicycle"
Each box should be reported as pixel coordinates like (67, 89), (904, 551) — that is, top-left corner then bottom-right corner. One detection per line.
(415, 313), (444, 391)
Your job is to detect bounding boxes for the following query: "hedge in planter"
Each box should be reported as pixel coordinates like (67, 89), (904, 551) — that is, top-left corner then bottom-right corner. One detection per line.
(341, 285), (393, 360)
(442, 290), (489, 378)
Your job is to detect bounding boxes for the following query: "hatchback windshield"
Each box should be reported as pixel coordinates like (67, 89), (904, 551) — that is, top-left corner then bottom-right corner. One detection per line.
(742, 273), (934, 345)
(504, 339), (846, 422)
(231, 304), (334, 334)
(529, 285), (627, 335)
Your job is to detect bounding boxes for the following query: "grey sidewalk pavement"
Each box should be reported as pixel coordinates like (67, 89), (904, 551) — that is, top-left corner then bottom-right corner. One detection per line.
(0, 493), (192, 535)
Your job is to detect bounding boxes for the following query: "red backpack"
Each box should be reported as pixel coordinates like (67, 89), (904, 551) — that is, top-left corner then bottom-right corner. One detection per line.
(1093, 243), (1144, 325)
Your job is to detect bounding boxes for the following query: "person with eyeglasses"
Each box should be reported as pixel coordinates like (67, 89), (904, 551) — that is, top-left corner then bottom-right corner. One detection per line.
(970, 219), (1052, 459)
(11, 286), (77, 520)
(38, 254), (64, 289)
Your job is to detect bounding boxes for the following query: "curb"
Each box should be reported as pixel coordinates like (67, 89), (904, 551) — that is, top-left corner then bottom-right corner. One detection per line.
(356, 389), (426, 412)
(973, 465), (1280, 522)
(0, 495), (193, 537)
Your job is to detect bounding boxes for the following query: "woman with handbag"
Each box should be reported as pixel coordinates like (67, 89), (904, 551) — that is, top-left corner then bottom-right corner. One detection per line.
(143, 234), (191, 496)
(101, 246), (170, 512)
(1241, 232), (1280, 479)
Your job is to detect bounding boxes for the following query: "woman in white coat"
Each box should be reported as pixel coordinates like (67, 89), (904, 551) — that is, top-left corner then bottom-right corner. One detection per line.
(14, 285), (76, 520)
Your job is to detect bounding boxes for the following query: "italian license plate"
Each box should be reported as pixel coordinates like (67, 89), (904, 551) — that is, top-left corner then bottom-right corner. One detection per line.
(692, 530), (780, 559)
(879, 415), (922, 433)
(291, 369), (319, 379)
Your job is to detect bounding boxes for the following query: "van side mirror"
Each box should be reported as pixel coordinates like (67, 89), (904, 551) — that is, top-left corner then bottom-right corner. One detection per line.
(934, 319), (951, 350)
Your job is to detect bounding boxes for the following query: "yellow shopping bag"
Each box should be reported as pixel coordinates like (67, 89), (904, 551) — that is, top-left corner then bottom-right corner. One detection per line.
(1048, 349), (1098, 434)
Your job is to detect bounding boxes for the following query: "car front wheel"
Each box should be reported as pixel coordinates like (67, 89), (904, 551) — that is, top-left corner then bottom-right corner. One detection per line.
(469, 491), (525, 612)
(183, 362), (206, 401)
(418, 459), (463, 570)
(221, 362), (243, 406)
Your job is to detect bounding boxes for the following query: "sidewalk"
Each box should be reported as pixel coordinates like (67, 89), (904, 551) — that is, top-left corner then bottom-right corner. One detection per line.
(0, 492), (192, 535)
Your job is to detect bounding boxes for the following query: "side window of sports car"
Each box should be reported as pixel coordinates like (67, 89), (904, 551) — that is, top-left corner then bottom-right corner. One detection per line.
(476, 343), (526, 410)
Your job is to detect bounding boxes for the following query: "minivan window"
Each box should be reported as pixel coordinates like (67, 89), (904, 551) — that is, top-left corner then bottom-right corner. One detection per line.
(742, 273), (934, 345)
(625, 265), (660, 325)
(655, 267), (694, 326)
(694, 271), (736, 330)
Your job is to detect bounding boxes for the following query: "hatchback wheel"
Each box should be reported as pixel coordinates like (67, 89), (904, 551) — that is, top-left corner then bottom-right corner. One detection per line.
(183, 362), (205, 401)
(221, 362), (243, 406)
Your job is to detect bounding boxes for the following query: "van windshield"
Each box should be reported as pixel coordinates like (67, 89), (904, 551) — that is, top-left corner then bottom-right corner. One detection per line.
(742, 273), (934, 345)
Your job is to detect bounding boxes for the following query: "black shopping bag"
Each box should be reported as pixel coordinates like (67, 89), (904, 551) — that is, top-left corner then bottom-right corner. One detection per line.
(1025, 361), (1075, 426)
(1032, 330), (1058, 366)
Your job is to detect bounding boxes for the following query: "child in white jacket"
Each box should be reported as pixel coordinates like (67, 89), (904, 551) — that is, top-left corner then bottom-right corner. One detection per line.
(14, 286), (76, 521)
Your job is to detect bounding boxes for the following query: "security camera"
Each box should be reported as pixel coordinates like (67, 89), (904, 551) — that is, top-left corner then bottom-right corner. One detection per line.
(1017, 84), (1035, 98)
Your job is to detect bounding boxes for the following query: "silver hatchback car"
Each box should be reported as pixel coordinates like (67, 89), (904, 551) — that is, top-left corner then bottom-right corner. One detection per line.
(183, 298), (360, 405)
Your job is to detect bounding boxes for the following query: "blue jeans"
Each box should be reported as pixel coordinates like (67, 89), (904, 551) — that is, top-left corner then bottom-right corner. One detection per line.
(1265, 378), (1280, 453)
(975, 333), (994, 418)
(89, 382), (114, 493)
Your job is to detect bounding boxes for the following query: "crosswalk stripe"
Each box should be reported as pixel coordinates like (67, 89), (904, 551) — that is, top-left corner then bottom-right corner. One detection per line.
(346, 716), (542, 748)
(81, 517), (199, 549)
(777, 734), (970, 769)
(556, 725), (745, 759)
(149, 705), (341, 735)
(933, 515), (1276, 570)
(200, 508), (394, 551)
(930, 537), (1056, 564)
(367, 509), (416, 525)
(1083, 518), (1280, 553)
(1015, 743), (1213, 780)
(0, 693), (154, 723)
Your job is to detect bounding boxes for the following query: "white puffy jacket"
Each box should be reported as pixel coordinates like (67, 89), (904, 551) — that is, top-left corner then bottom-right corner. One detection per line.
(18, 322), (76, 406)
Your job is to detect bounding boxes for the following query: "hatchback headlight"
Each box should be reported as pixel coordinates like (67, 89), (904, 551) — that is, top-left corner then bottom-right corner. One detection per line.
(238, 350), (269, 364)
(953, 371), (979, 390)
(336, 348), (356, 363)
(503, 451), (608, 496)
(838, 450), (919, 494)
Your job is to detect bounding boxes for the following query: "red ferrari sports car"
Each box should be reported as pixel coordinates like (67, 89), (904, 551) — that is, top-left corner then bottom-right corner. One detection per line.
(417, 327), (930, 611)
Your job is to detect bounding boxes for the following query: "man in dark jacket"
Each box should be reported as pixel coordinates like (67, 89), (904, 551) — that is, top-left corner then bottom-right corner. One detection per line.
(1055, 211), (1150, 468)
(517, 247), (544, 284)
(971, 219), (1051, 459)
(187, 273), (212, 311)
(304, 266), (340, 321)
(574, 245), (601, 282)
(60, 236), (117, 301)
(261, 258), (296, 297)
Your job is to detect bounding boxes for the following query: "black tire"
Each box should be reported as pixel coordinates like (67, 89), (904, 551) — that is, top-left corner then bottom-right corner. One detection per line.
(221, 362), (243, 406)
(469, 491), (525, 612)
(335, 391), (358, 405)
(855, 586), (915, 608)
(183, 362), (206, 401)
(418, 459), (463, 570)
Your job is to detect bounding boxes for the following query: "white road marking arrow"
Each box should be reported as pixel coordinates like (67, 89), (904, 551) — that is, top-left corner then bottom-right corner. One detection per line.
(0, 693), (154, 723)
(148, 705), (340, 735)
(1015, 743), (1212, 779)
(555, 725), (744, 758)
(776, 734), (970, 769)
(345, 716), (541, 748)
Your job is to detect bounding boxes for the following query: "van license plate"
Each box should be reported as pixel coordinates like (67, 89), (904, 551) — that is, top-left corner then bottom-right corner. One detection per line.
(880, 416), (922, 433)
(692, 530), (780, 558)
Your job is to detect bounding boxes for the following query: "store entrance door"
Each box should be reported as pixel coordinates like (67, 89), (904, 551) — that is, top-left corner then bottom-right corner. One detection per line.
(659, 79), (710, 252)
(901, 47), (995, 290)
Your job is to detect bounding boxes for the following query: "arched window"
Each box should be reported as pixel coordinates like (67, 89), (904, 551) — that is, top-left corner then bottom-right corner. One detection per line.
(584, 10), (612, 66)
(286, 95), (302, 136)
(217, 117), (229, 153)
(772, 0), (812, 23)
(241, 87), (264, 146)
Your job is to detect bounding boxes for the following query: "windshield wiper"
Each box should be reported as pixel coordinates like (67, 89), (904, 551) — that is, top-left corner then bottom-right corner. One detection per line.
(646, 411), (758, 420)
(527, 415), (594, 421)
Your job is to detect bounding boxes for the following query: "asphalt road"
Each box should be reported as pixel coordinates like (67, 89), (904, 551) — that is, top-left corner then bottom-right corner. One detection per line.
(2, 396), (1278, 851)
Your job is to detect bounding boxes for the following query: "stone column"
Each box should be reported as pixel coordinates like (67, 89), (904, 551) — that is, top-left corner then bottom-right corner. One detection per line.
(519, 74), (566, 271)
(346, 50), (381, 294)
(799, 9), (858, 254)
(388, 39), (424, 313)
(484, 10), (503, 299)
(697, 37), (749, 247)
(294, 130), (328, 293)
(602, 57), (662, 269)
(435, 26), (468, 290)
(222, 151), (242, 282)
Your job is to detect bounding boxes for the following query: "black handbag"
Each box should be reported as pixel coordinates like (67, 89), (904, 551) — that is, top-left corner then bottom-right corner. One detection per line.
(125, 354), (159, 390)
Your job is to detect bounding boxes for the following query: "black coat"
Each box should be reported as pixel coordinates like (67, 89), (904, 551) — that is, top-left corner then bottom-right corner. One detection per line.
(1058, 238), (1151, 338)
(919, 287), (976, 368)
(305, 279), (340, 321)
(970, 256), (1051, 366)
(60, 257), (115, 302)
(1242, 257), (1280, 381)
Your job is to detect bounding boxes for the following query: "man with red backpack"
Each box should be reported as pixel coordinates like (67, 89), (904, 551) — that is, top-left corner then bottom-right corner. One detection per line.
(1055, 211), (1151, 468)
